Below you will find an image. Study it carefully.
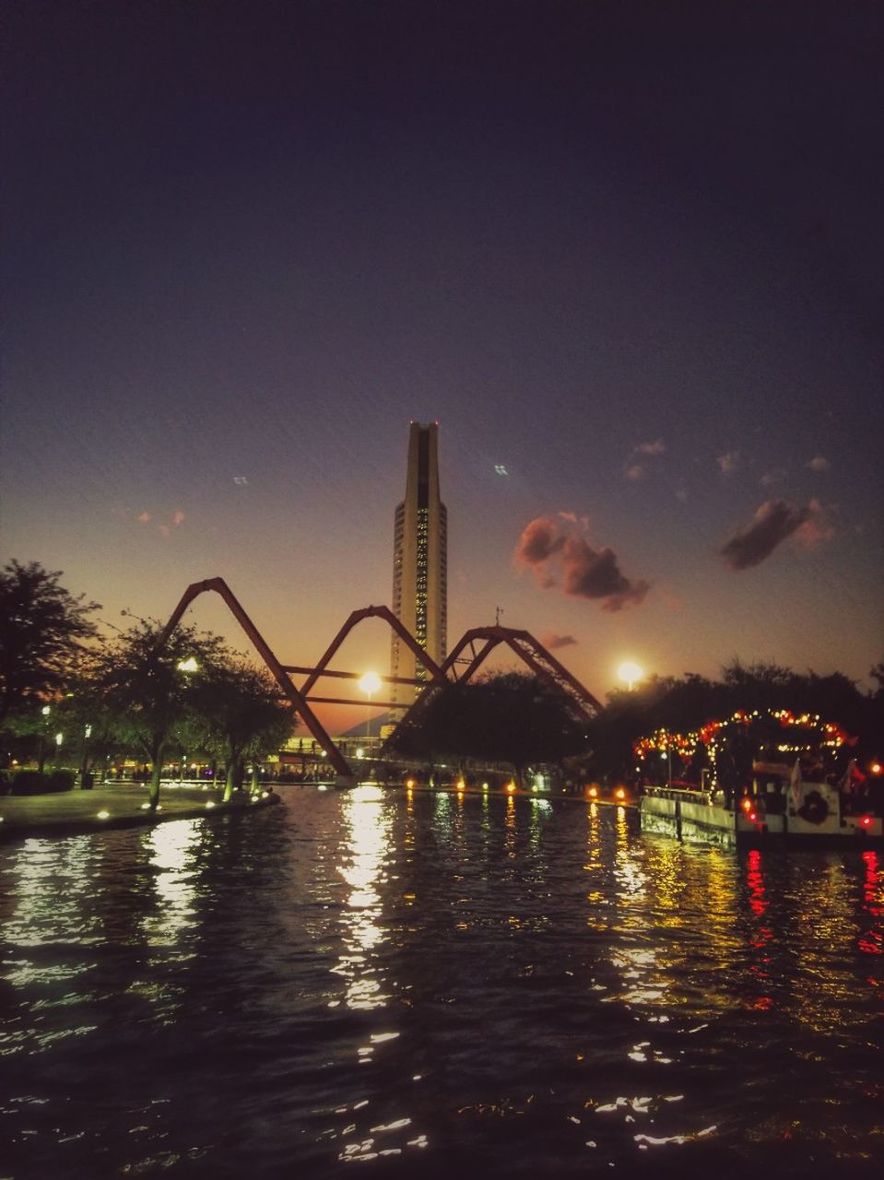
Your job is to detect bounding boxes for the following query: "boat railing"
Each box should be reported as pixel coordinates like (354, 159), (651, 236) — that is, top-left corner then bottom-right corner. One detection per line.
(643, 782), (717, 806)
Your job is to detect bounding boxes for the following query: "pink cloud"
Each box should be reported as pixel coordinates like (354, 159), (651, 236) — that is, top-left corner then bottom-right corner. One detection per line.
(720, 499), (826, 570)
(541, 632), (578, 650)
(515, 516), (650, 611)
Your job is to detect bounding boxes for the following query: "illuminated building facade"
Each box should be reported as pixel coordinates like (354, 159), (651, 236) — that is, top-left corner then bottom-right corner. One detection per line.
(390, 422), (447, 710)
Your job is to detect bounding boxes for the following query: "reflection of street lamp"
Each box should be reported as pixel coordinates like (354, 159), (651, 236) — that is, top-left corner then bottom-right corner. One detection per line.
(358, 672), (382, 740)
(618, 661), (643, 692)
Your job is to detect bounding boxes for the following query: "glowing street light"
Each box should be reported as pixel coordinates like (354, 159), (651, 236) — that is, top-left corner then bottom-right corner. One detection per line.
(358, 671), (382, 740)
(177, 656), (199, 673)
(617, 661), (643, 692)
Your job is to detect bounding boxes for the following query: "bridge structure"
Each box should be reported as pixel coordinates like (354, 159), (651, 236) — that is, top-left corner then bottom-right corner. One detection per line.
(162, 577), (603, 784)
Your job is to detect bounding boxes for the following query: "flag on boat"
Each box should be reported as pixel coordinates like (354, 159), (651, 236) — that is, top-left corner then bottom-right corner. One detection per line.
(789, 758), (802, 812)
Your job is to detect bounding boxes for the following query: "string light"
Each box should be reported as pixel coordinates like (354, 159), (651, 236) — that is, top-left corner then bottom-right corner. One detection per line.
(633, 709), (849, 783)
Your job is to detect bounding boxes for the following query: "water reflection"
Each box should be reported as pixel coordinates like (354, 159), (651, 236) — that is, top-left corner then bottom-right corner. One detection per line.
(139, 820), (200, 949)
(1, 792), (882, 1178)
(332, 784), (393, 1011)
(2, 836), (102, 949)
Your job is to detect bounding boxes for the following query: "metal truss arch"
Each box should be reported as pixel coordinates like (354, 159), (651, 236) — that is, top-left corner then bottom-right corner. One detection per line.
(160, 578), (602, 782)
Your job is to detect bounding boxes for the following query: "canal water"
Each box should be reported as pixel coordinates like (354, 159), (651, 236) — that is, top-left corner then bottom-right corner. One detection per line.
(1, 786), (881, 1178)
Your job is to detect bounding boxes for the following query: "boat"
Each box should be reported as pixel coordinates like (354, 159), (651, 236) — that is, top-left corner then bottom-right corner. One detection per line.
(640, 775), (882, 848)
(636, 711), (883, 848)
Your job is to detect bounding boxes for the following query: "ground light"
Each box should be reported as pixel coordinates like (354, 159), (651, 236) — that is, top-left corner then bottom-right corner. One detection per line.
(617, 660), (643, 692)
(358, 671), (382, 740)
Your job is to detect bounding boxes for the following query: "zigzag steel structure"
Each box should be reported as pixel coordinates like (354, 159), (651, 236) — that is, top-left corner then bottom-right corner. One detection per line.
(162, 577), (602, 785)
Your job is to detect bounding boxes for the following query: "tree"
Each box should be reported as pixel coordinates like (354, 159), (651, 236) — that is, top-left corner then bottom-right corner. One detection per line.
(0, 561), (100, 727)
(83, 618), (227, 810)
(184, 659), (295, 800)
(393, 672), (590, 785)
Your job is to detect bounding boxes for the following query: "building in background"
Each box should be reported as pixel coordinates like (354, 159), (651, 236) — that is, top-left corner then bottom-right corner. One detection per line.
(390, 421), (447, 711)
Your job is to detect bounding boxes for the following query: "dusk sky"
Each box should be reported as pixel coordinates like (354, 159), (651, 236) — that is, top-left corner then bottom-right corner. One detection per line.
(4, 0), (882, 730)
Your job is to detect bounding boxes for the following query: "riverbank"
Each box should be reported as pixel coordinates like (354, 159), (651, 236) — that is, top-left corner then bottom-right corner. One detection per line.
(0, 783), (281, 841)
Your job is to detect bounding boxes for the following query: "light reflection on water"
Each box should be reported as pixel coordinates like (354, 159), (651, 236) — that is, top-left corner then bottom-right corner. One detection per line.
(1, 791), (882, 1178)
(332, 784), (393, 1012)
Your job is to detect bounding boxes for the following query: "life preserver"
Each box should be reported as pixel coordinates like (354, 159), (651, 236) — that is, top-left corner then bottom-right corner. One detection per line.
(798, 790), (829, 825)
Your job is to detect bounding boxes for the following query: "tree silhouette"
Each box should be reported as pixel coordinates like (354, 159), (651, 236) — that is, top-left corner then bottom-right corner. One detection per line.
(184, 659), (295, 799)
(392, 672), (590, 785)
(83, 619), (227, 810)
(0, 560), (100, 726)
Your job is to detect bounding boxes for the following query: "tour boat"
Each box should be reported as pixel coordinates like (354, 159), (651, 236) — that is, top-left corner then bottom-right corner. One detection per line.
(640, 761), (882, 848)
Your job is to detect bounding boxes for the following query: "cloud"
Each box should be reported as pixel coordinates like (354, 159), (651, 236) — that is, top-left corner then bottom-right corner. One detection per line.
(541, 632), (577, 650)
(760, 467), (787, 488)
(717, 451), (740, 476)
(808, 455), (830, 473)
(515, 515), (564, 566)
(562, 536), (650, 610)
(624, 439), (666, 481)
(635, 438), (666, 456)
(795, 499), (835, 548)
(515, 516), (650, 611)
(720, 499), (814, 570)
(134, 507), (185, 534)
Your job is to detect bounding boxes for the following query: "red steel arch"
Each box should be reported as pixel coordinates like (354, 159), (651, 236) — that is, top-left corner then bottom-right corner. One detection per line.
(161, 578), (603, 782)
(380, 625), (603, 750)
(162, 577), (353, 780)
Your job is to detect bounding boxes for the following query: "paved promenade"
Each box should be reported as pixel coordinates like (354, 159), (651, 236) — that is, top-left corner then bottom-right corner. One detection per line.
(0, 783), (280, 841)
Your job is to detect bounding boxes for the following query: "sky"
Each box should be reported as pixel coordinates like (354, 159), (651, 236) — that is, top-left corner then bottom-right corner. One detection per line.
(3, 0), (883, 731)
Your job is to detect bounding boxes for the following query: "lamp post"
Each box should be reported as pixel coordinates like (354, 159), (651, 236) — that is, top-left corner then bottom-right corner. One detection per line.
(358, 672), (382, 743)
(617, 661), (643, 692)
(38, 704), (51, 773)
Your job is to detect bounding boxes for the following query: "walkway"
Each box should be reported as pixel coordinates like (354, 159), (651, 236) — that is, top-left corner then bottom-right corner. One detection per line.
(0, 783), (280, 841)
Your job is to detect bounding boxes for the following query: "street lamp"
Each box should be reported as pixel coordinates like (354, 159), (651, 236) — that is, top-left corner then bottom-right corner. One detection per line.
(617, 661), (643, 692)
(358, 672), (382, 740)
(38, 704), (51, 773)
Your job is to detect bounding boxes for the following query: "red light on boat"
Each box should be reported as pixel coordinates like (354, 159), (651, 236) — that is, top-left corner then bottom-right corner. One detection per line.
(860, 815), (872, 828)
(749, 812), (757, 823)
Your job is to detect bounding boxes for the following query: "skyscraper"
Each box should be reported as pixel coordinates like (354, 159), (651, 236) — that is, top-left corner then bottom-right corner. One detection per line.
(390, 422), (447, 710)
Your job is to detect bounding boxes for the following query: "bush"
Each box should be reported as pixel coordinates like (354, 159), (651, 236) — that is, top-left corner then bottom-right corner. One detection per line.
(46, 769), (76, 792)
(11, 769), (75, 795)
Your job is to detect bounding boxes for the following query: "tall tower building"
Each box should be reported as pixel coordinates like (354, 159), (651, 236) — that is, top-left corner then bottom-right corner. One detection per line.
(390, 422), (447, 710)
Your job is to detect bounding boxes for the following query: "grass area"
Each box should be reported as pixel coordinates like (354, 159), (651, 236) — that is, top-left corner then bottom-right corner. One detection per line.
(0, 783), (280, 841)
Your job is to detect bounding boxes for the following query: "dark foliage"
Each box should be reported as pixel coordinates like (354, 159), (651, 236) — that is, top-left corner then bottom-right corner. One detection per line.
(587, 660), (882, 780)
(0, 561), (100, 725)
(391, 671), (591, 778)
